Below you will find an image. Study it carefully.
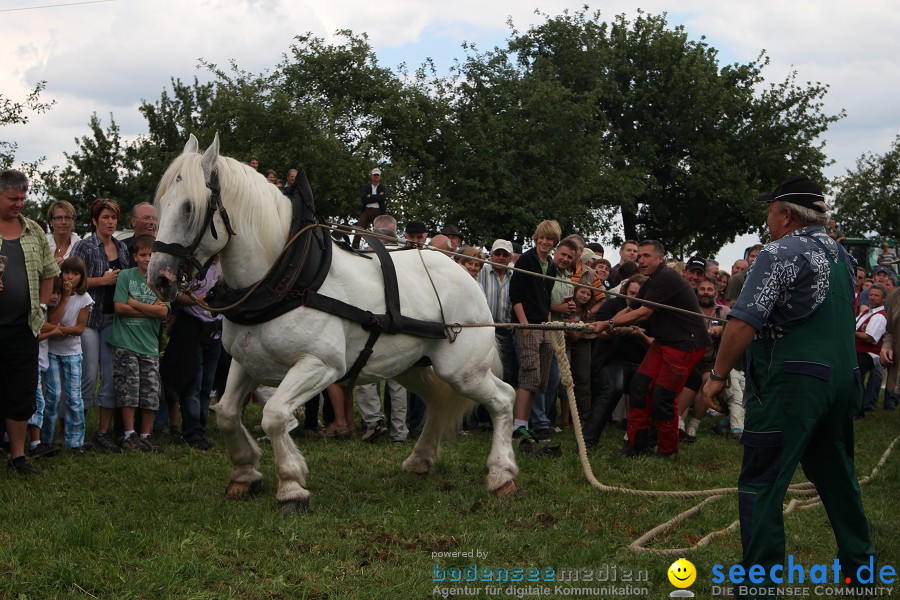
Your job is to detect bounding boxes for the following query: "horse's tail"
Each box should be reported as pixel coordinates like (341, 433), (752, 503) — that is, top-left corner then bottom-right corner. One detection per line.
(397, 366), (476, 439)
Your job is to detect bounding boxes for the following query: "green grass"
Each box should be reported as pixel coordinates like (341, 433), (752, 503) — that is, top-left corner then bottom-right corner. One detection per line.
(2, 403), (898, 599)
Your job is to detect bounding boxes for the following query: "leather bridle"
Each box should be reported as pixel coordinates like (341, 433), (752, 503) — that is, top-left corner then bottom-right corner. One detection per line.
(151, 168), (237, 287)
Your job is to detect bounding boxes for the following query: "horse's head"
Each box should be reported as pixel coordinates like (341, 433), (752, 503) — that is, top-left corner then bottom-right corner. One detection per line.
(149, 133), (236, 301)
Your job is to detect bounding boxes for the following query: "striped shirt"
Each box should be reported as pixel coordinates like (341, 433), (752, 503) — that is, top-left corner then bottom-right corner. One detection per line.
(477, 265), (512, 324)
(0, 216), (60, 335)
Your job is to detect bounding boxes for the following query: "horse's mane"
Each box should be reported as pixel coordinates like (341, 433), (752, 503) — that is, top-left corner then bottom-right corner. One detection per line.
(155, 151), (292, 264)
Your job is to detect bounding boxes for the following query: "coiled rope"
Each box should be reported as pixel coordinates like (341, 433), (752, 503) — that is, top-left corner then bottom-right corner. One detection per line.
(547, 328), (899, 555)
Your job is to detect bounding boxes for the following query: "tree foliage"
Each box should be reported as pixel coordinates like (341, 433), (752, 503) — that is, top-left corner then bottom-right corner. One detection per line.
(25, 12), (843, 254)
(0, 81), (55, 171)
(832, 135), (900, 240)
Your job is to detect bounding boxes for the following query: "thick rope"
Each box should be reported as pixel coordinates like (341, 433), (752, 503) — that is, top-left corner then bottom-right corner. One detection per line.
(183, 221), (720, 322)
(547, 329), (899, 555)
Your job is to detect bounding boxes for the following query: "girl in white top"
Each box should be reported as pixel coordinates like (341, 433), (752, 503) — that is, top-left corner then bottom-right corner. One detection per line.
(45, 256), (94, 450)
(28, 278), (63, 455)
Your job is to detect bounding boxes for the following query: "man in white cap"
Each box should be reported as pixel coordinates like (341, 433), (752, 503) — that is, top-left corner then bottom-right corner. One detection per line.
(478, 240), (516, 386)
(353, 167), (387, 248)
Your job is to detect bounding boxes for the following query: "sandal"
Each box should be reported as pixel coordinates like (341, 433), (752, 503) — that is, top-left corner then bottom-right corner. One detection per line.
(320, 423), (352, 440)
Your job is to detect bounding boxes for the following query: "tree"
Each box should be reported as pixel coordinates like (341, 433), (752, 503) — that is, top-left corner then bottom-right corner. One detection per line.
(0, 81), (55, 170)
(832, 135), (900, 240)
(498, 9), (842, 257)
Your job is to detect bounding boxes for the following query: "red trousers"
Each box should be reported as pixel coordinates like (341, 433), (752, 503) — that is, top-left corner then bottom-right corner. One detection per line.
(627, 341), (705, 455)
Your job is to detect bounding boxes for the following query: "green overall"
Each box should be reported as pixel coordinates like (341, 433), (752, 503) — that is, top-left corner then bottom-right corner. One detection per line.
(737, 248), (875, 599)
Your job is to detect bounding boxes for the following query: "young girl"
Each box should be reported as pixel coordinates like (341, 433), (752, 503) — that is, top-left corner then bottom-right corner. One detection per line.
(45, 257), (94, 452)
(562, 272), (598, 428)
(28, 277), (63, 457)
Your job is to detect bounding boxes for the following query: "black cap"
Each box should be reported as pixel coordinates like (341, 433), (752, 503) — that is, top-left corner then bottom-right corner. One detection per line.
(755, 176), (826, 213)
(441, 224), (461, 237)
(685, 256), (706, 272)
(404, 220), (427, 234)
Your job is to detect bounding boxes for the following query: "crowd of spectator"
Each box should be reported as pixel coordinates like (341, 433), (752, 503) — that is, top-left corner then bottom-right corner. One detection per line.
(2, 162), (898, 476)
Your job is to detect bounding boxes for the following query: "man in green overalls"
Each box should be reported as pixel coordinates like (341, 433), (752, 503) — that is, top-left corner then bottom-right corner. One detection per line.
(701, 176), (875, 599)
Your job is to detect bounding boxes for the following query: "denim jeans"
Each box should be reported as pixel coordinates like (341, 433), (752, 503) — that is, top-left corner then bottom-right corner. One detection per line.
(80, 313), (115, 410)
(496, 330), (519, 388)
(862, 361), (884, 410)
(582, 361), (638, 446)
(530, 355), (560, 431)
(181, 336), (223, 443)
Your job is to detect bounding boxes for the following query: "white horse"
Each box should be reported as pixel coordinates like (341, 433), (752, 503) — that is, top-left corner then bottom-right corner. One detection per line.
(148, 134), (518, 512)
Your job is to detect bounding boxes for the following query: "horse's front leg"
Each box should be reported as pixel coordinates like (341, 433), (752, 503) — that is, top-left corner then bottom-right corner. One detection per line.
(260, 358), (335, 514)
(215, 361), (263, 500)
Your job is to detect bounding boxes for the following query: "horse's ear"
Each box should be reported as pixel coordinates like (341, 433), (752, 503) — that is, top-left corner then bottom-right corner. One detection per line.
(201, 133), (220, 182)
(183, 134), (199, 155)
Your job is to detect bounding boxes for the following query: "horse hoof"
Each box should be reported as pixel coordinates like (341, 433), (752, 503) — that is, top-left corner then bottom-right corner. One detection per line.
(279, 497), (310, 515)
(224, 479), (261, 500)
(493, 480), (517, 498)
(416, 472), (428, 480)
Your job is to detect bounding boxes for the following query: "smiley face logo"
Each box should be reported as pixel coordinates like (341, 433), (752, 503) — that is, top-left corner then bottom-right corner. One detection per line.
(668, 558), (696, 588)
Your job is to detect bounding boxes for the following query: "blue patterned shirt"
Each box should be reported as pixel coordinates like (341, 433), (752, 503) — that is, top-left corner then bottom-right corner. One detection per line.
(729, 225), (856, 339)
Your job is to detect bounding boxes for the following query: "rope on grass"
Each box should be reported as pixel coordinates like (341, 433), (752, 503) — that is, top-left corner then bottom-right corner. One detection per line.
(547, 329), (900, 556)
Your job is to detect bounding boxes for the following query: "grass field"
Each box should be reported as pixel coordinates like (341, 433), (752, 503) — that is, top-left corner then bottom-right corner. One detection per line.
(1, 402), (898, 599)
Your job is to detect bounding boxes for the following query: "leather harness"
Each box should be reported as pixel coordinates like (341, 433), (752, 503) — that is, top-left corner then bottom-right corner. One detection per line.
(193, 168), (446, 388)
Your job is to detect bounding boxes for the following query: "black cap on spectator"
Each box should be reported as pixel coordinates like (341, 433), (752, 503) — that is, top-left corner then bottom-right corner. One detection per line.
(405, 220), (427, 234)
(755, 176), (826, 213)
(685, 256), (706, 272)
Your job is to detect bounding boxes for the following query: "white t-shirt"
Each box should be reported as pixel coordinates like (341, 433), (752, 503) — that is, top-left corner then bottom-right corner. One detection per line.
(38, 309), (49, 372)
(48, 292), (94, 356)
(855, 306), (887, 360)
(365, 184), (381, 209)
(46, 232), (81, 260)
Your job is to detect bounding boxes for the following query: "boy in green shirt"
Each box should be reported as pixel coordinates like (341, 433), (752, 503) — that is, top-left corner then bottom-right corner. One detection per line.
(107, 235), (169, 452)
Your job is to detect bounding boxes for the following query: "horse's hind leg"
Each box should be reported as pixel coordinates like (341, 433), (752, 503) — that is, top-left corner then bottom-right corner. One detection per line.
(260, 358), (336, 514)
(458, 370), (518, 495)
(216, 361), (264, 499)
(393, 367), (453, 477)
(429, 349), (518, 496)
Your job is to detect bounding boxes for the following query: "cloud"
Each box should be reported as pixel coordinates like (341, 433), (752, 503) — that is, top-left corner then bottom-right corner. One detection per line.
(2, 0), (899, 185)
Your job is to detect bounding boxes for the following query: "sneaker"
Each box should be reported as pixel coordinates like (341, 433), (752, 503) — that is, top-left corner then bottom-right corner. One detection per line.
(361, 420), (388, 443)
(512, 426), (533, 439)
(187, 438), (213, 450)
(121, 432), (151, 452)
(68, 446), (89, 456)
(654, 451), (677, 461)
(29, 443), (60, 459)
(710, 418), (730, 437)
(728, 428), (743, 441)
(167, 426), (182, 438)
(93, 431), (123, 453)
(9, 456), (42, 476)
(140, 435), (164, 453)
(533, 428), (553, 441)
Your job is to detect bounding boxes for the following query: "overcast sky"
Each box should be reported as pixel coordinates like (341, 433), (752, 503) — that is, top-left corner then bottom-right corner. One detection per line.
(3, 0), (899, 266)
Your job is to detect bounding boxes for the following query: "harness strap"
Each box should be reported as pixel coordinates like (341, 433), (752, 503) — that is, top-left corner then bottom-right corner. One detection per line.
(339, 329), (382, 389)
(359, 234), (402, 334)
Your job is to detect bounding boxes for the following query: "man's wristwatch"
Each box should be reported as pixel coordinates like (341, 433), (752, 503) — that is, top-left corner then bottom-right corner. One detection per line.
(709, 369), (727, 382)
(607, 320), (615, 332)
